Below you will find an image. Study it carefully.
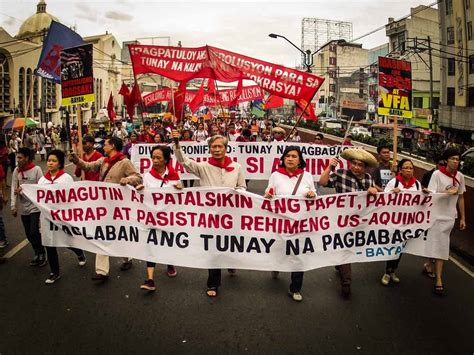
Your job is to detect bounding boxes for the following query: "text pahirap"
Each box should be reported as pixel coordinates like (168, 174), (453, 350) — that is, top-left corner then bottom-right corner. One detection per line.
(23, 182), (457, 272)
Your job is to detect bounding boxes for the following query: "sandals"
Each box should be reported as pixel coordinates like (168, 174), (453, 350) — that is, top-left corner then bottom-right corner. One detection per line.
(206, 287), (218, 298)
(422, 265), (436, 279)
(433, 284), (444, 295)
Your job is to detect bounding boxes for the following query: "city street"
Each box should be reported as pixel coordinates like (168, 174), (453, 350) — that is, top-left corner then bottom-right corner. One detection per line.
(0, 159), (473, 354)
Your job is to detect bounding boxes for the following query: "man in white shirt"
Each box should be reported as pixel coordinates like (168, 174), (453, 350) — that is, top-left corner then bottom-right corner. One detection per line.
(172, 130), (246, 297)
(112, 121), (128, 140)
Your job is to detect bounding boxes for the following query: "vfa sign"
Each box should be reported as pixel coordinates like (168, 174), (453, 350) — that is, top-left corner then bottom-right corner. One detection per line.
(377, 57), (412, 119)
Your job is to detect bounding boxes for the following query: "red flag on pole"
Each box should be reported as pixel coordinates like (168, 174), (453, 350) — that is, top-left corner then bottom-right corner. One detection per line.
(295, 99), (317, 121)
(228, 78), (242, 107)
(207, 79), (216, 96)
(107, 92), (116, 122)
(189, 80), (205, 113)
(172, 81), (187, 122)
(264, 94), (284, 109)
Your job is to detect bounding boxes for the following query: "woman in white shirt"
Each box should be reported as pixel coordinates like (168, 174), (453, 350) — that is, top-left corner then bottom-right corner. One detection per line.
(264, 146), (316, 302)
(38, 150), (86, 284)
(136, 145), (182, 292)
(380, 158), (425, 286)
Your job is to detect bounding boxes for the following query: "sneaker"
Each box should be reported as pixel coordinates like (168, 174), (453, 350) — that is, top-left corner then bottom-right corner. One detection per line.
(166, 265), (177, 278)
(30, 255), (41, 266)
(45, 273), (61, 284)
(0, 240), (8, 248)
(390, 273), (400, 283)
(77, 254), (86, 266)
(288, 289), (303, 302)
(271, 271), (280, 279)
(140, 279), (156, 291)
(120, 260), (133, 271)
(38, 254), (47, 267)
(381, 273), (391, 286)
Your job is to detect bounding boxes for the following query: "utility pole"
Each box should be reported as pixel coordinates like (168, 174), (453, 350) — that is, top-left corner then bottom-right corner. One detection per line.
(427, 35), (434, 130)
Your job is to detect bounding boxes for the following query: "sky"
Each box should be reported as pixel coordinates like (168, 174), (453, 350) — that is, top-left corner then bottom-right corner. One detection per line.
(1, 0), (437, 68)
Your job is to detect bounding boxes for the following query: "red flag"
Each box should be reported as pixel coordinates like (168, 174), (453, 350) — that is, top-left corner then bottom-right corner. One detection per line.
(172, 82), (187, 122)
(265, 94), (284, 109)
(107, 92), (116, 122)
(228, 78), (242, 107)
(207, 79), (216, 96)
(189, 80), (205, 113)
(130, 82), (142, 104)
(123, 82), (142, 120)
(296, 99), (317, 121)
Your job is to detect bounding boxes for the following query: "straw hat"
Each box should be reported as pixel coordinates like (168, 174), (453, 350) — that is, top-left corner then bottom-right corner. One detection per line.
(340, 148), (378, 168)
(272, 126), (286, 135)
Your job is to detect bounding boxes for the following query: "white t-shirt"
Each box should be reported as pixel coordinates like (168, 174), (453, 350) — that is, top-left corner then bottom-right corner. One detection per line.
(38, 172), (74, 185)
(142, 168), (177, 188)
(193, 130), (208, 142)
(428, 169), (466, 194)
(384, 178), (421, 192)
(266, 170), (315, 197)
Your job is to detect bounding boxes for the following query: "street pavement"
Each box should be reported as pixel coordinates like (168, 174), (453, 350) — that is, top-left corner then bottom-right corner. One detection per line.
(0, 158), (473, 354)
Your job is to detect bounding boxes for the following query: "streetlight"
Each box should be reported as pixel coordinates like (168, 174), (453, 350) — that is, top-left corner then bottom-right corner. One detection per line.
(268, 33), (315, 72)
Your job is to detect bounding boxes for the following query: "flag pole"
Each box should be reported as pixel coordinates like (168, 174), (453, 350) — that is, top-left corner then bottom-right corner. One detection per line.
(284, 100), (311, 141)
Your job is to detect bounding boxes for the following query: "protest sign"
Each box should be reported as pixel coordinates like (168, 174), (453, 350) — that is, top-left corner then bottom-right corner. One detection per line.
(22, 183), (457, 271)
(131, 142), (352, 180)
(128, 44), (323, 103)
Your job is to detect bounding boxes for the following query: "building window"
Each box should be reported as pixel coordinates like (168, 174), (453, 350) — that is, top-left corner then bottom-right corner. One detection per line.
(447, 27), (455, 44)
(470, 55), (474, 73)
(446, 0), (453, 14)
(469, 87), (474, 106)
(329, 84), (336, 92)
(432, 97), (440, 109)
(469, 22), (473, 40)
(448, 58), (456, 75)
(0, 53), (10, 112)
(397, 33), (406, 52)
(413, 97), (423, 108)
(447, 87), (455, 106)
(329, 57), (337, 66)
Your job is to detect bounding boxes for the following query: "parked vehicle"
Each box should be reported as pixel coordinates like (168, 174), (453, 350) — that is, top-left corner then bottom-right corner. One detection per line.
(350, 126), (371, 137)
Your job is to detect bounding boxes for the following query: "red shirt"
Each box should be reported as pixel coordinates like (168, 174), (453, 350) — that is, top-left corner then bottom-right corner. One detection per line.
(75, 150), (103, 181)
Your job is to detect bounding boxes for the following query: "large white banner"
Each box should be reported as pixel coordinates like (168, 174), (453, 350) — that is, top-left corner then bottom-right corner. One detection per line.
(22, 182), (457, 271)
(131, 142), (351, 181)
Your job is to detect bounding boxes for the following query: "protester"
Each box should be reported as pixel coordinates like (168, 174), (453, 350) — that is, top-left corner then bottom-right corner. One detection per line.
(70, 136), (142, 281)
(38, 150), (86, 284)
(421, 155), (445, 189)
(74, 135), (103, 181)
(272, 127), (286, 142)
(8, 132), (20, 175)
(139, 121), (155, 143)
(112, 121), (128, 141)
(426, 148), (466, 295)
(342, 134), (354, 146)
(193, 123), (208, 142)
(372, 144), (394, 191)
(264, 146), (316, 302)
(313, 133), (324, 145)
(136, 145), (182, 291)
(380, 158), (426, 286)
(289, 129), (302, 143)
(122, 132), (138, 159)
(11, 147), (46, 266)
(319, 148), (378, 298)
(172, 130), (246, 297)
(0, 160), (7, 249)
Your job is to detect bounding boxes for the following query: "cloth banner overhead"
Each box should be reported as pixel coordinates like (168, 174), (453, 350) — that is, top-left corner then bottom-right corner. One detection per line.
(128, 45), (324, 103)
(142, 85), (264, 107)
(133, 142), (353, 181)
(21, 183), (456, 271)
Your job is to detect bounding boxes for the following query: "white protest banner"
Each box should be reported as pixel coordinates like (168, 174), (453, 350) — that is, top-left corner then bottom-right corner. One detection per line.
(22, 182), (457, 271)
(131, 142), (351, 181)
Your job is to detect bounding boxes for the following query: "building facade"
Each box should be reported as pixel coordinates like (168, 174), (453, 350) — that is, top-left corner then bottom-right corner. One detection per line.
(385, 5), (441, 128)
(438, 0), (474, 143)
(312, 39), (368, 119)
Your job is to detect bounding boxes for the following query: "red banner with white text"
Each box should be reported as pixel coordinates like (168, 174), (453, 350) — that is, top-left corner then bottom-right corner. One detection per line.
(129, 45), (324, 103)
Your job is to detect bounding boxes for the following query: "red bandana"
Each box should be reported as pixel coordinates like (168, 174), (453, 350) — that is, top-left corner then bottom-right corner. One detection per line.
(439, 166), (460, 186)
(395, 174), (417, 189)
(276, 167), (304, 178)
(149, 164), (180, 183)
(208, 157), (234, 172)
(104, 152), (126, 165)
(44, 169), (65, 183)
(17, 162), (36, 179)
(274, 136), (285, 142)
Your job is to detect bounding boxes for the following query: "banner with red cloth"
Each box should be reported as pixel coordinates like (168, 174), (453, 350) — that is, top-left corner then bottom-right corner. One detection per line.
(128, 45), (324, 103)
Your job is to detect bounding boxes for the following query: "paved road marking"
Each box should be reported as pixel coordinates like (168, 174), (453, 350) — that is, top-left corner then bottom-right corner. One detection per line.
(3, 239), (29, 259)
(449, 255), (474, 277)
